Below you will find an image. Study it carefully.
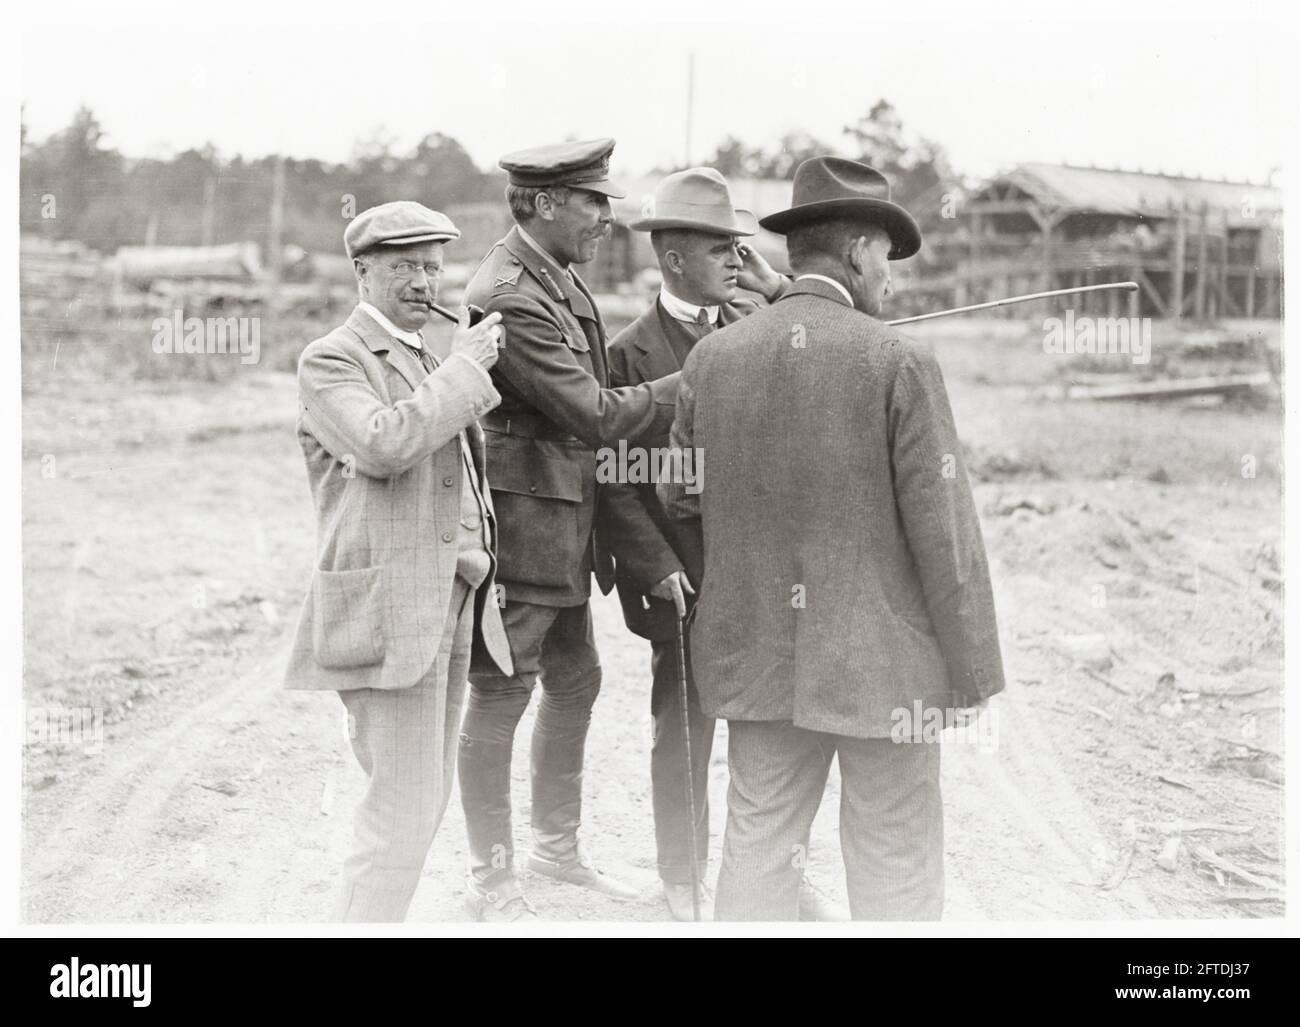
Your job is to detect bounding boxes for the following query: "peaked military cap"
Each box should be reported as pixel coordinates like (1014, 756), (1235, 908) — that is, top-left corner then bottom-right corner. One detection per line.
(499, 138), (626, 198)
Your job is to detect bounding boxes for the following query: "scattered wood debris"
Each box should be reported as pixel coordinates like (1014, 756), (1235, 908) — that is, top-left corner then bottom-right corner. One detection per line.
(1153, 821), (1251, 835)
(1065, 372), (1273, 402)
(1192, 846), (1283, 892)
(1101, 818), (1138, 890)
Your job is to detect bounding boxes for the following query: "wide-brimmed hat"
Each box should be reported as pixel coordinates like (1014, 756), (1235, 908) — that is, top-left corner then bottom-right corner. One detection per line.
(759, 157), (921, 259)
(629, 167), (757, 236)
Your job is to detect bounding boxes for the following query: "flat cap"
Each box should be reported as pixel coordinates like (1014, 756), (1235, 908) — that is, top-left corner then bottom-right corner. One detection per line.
(499, 137), (625, 197)
(344, 201), (460, 260)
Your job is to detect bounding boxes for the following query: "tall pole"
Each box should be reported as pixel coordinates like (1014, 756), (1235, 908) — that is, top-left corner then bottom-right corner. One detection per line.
(268, 155), (286, 287)
(200, 173), (216, 247)
(684, 51), (695, 168)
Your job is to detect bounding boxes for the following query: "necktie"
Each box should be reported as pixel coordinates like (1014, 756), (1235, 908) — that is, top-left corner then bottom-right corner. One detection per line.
(683, 307), (714, 341)
(404, 340), (433, 375)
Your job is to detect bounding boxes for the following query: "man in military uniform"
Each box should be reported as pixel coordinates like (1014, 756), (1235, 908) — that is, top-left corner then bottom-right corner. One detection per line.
(458, 138), (681, 920)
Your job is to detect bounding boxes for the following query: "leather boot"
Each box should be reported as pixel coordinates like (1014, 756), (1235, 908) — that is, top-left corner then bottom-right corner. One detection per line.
(529, 727), (584, 865)
(457, 733), (515, 886)
(528, 716), (638, 900)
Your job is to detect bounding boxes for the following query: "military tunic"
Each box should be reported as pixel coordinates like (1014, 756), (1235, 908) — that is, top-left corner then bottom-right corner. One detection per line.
(464, 225), (680, 607)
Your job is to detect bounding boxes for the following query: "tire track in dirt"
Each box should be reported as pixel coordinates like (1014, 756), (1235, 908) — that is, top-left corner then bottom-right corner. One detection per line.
(23, 652), (298, 921)
(23, 593), (1155, 923)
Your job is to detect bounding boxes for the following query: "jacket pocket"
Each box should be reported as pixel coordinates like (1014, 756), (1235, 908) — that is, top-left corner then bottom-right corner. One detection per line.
(558, 313), (590, 353)
(312, 566), (386, 669)
(486, 435), (585, 587)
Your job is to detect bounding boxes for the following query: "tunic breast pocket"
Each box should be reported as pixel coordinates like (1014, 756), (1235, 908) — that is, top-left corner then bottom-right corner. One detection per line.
(558, 313), (590, 354)
(484, 433), (585, 588)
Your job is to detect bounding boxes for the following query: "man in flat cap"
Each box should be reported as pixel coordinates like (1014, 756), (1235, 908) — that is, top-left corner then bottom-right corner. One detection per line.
(285, 200), (510, 921)
(598, 166), (789, 919)
(658, 158), (1006, 920)
(457, 138), (680, 920)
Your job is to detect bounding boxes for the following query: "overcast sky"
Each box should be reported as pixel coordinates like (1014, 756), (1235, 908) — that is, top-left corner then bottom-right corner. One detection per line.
(18, 2), (1286, 186)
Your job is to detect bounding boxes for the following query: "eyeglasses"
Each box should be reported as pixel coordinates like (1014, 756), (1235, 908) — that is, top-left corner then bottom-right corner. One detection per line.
(382, 262), (443, 279)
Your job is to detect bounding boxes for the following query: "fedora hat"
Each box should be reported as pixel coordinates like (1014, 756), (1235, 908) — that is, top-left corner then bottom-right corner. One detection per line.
(759, 157), (921, 259)
(629, 167), (757, 236)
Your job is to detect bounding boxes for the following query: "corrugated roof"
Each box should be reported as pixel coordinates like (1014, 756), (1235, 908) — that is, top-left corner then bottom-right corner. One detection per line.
(982, 163), (1281, 225)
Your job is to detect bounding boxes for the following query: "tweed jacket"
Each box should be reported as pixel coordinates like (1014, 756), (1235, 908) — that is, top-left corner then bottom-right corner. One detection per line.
(464, 225), (680, 608)
(284, 306), (513, 691)
(601, 293), (760, 640)
(657, 278), (1005, 738)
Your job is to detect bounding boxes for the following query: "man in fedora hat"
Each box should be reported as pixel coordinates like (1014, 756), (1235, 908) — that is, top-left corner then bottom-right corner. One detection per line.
(658, 157), (1006, 920)
(286, 201), (510, 921)
(457, 139), (682, 920)
(602, 167), (840, 920)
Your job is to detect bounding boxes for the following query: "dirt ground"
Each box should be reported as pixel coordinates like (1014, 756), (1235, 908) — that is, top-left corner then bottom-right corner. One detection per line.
(20, 314), (1284, 924)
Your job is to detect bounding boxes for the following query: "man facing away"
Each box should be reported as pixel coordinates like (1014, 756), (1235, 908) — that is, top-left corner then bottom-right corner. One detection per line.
(457, 138), (681, 920)
(658, 158), (1007, 920)
(285, 201), (509, 921)
(603, 167), (844, 920)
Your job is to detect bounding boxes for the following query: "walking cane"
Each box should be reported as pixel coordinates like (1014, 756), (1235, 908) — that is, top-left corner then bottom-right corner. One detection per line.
(674, 613), (703, 922)
(885, 281), (1137, 326)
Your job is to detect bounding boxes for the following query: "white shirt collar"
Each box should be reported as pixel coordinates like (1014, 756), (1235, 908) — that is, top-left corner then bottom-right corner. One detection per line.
(358, 301), (424, 350)
(659, 287), (720, 326)
(795, 274), (854, 308)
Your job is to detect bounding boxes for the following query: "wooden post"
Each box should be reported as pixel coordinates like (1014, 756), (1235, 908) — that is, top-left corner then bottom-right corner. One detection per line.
(1040, 213), (1053, 294)
(1194, 201), (1208, 320)
(1170, 201), (1186, 322)
(200, 173), (216, 247)
(265, 156), (286, 332)
(1217, 228), (1231, 317)
(1026, 203), (1063, 311)
(267, 155), (286, 287)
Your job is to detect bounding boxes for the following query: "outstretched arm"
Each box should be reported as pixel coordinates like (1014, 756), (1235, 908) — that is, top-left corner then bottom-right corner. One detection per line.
(486, 293), (679, 447)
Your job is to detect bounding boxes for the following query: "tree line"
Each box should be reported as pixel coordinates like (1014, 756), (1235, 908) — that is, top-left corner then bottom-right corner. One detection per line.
(20, 99), (956, 257)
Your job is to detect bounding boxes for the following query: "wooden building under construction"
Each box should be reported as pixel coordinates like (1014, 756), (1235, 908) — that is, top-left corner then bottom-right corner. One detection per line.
(910, 163), (1283, 321)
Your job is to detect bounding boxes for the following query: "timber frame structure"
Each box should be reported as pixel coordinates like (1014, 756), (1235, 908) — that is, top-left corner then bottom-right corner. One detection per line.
(899, 163), (1283, 321)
